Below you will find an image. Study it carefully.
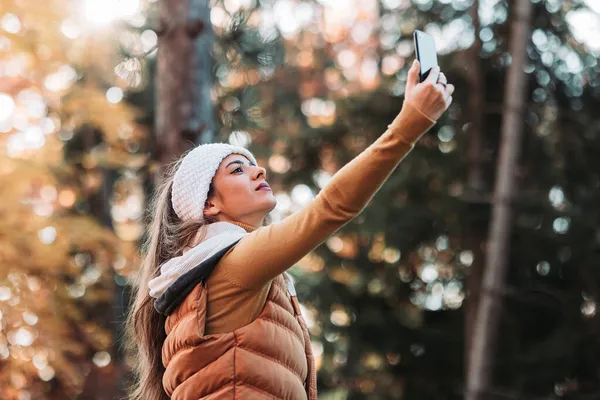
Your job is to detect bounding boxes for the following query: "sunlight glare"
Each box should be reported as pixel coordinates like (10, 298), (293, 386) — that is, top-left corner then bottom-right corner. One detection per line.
(0, 93), (15, 122)
(83, 0), (140, 26)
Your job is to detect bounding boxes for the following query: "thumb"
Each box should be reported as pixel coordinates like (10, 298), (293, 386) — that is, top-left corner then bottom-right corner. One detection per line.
(406, 60), (420, 93)
(424, 66), (440, 84)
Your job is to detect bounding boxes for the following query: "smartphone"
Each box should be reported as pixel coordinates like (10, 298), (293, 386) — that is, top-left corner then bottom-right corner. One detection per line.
(413, 30), (439, 82)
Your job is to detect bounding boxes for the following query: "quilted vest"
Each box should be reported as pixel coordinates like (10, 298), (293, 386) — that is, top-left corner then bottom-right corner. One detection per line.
(155, 241), (318, 399)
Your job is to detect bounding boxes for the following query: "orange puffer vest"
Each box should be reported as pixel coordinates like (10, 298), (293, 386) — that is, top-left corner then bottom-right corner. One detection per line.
(155, 241), (318, 399)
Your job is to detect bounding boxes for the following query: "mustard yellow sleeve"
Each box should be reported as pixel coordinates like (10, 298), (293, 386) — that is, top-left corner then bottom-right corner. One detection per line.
(221, 102), (436, 289)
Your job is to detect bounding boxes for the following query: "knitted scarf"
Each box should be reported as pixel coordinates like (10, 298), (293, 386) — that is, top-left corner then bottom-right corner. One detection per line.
(148, 221), (248, 298)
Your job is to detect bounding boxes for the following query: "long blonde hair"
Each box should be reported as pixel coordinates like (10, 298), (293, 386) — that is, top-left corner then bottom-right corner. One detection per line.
(123, 157), (216, 400)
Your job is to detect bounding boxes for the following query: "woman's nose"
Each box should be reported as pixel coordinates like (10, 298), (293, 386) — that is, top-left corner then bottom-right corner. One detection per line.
(253, 166), (267, 180)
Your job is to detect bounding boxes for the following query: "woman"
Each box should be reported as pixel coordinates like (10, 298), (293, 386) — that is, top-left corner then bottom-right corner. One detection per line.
(125, 60), (454, 400)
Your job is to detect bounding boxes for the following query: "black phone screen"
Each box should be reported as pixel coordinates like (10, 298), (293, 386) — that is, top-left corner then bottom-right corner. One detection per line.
(414, 30), (439, 83)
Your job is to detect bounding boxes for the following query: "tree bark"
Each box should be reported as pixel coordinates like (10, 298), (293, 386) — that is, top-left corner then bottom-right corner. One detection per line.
(189, 0), (216, 145)
(465, 0), (485, 199)
(466, 0), (533, 398)
(155, 0), (215, 171)
(463, 0), (486, 381)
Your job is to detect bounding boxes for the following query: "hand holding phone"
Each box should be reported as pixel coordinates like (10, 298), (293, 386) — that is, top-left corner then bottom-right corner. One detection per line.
(403, 31), (455, 122)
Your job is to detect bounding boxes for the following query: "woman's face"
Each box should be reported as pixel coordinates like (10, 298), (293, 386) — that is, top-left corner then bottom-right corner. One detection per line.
(203, 153), (277, 227)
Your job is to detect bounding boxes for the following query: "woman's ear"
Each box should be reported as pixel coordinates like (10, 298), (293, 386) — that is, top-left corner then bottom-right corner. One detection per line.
(203, 199), (220, 217)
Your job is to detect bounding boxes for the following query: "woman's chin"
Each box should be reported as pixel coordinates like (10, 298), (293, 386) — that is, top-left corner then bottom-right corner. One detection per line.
(265, 197), (277, 212)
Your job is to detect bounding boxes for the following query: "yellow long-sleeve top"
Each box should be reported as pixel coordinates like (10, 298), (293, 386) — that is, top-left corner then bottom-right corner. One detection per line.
(202, 102), (435, 334)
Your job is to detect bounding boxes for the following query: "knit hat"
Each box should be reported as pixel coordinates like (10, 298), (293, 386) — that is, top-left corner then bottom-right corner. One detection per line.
(171, 143), (258, 222)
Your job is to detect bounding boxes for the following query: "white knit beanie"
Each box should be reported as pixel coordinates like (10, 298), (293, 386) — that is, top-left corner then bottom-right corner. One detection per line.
(171, 143), (258, 222)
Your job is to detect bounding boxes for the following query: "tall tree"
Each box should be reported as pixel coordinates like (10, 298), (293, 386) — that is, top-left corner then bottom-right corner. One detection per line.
(155, 0), (215, 170)
(462, 0), (487, 378)
(466, 0), (533, 397)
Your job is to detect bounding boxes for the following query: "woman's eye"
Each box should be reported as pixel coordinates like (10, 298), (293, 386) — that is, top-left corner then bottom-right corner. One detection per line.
(233, 166), (243, 173)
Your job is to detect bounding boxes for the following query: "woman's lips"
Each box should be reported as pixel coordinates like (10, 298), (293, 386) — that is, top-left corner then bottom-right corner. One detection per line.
(256, 182), (271, 191)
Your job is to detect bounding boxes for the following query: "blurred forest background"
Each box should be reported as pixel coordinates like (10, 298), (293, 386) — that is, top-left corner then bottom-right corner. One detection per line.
(1, 0), (599, 399)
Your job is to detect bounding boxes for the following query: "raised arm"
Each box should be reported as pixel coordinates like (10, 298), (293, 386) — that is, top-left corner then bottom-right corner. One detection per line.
(222, 61), (454, 289)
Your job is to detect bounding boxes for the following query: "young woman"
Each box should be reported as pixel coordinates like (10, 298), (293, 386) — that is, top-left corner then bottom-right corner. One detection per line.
(125, 60), (454, 400)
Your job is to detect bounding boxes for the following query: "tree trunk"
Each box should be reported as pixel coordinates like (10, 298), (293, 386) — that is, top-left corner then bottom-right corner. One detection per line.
(189, 0), (216, 145)
(155, 0), (216, 171)
(466, 0), (533, 398)
(463, 0), (486, 381)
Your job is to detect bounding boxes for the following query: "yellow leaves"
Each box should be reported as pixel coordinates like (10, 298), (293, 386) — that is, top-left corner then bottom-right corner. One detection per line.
(2, 0), (72, 66)
(0, 1), (150, 397)
(5, 0), (69, 27)
(2, 0), (146, 165)
(58, 216), (119, 250)
(83, 146), (150, 170)
(61, 84), (142, 146)
(0, 133), (66, 166)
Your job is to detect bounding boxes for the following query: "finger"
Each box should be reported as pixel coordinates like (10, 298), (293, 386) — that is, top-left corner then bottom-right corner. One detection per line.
(437, 72), (447, 86)
(446, 95), (453, 108)
(425, 66), (440, 84)
(406, 60), (420, 93)
(445, 83), (455, 98)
